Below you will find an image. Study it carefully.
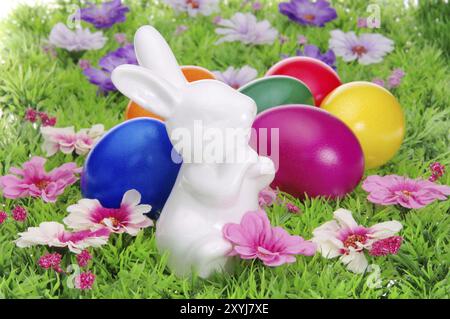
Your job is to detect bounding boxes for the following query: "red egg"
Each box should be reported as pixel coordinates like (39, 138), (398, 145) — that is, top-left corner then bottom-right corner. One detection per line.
(266, 57), (341, 106)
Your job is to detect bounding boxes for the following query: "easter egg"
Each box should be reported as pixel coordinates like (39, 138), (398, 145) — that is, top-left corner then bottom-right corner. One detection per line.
(320, 81), (405, 169)
(251, 105), (364, 199)
(81, 118), (181, 218)
(125, 65), (216, 120)
(239, 76), (314, 113)
(266, 56), (341, 106)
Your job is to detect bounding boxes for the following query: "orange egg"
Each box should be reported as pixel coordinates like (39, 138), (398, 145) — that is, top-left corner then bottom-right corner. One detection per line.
(124, 65), (216, 121)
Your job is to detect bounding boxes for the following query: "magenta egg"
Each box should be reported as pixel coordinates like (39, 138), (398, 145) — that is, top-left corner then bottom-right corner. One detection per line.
(251, 105), (365, 199)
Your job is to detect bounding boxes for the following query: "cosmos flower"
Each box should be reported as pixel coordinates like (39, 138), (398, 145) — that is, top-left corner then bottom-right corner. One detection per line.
(212, 65), (258, 89)
(279, 0), (337, 27)
(15, 221), (110, 253)
(48, 23), (107, 52)
(79, 0), (129, 29)
(223, 210), (316, 266)
(215, 12), (278, 45)
(0, 157), (80, 203)
(40, 124), (104, 156)
(83, 44), (137, 93)
(296, 44), (337, 70)
(312, 209), (403, 273)
(329, 30), (394, 65)
(163, 0), (220, 17)
(64, 189), (153, 236)
(362, 175), (450, 209)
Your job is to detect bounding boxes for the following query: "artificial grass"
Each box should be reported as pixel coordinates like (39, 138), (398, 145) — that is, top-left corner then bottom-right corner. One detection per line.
(0, 0), (449, 299)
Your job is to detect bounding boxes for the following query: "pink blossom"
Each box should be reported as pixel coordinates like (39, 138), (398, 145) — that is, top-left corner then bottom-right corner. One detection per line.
(223, 210), (316, 266)
(15, 221), (110, 253)
(258, 187), (277, 207)
(429, 162), (445, 182)
(372, 78), (385, 87)
(25, 108), (38, 122)
(74, 271), (95, 290)
(76, 249), (92, 267)
(0, 211), (7, 224)
(38, 252), (63, 272)
(41, 124), (104, 156)
(114, 33), (128, 45)
(0, 156), (81, 202)
(362, 175), (450, 209)
(212, 15), (222, 24)
(64, 189), (153, 236)
(12, 205), (27, 222)
(286, 202), (300, 213)
(297, 34), (307, 45)
(38, 112), (57, 127)
(357, 17), (367, 28)
(369, 236), (403, 256)
(175, 24), (188, 35)
(312, 209), (403, 273)
(78, 59), (91, 70)
(252, 1), (263, 11)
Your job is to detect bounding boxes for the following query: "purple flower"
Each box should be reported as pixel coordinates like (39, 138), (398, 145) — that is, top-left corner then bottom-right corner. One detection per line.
(48, 23), (106, 52)
(357, 17), (368, 28)
(212, 65), (258, 89)
(362, 175), (450, 209)
(297, 34), (307, 45)
(78, 59), (91, 70)
(175, 24), (189, 35)
(279, 0), (337, 27)
(79, 0), (129, 29)
(372, 78), (385, 87)
(252, 1), (263, 11)
(329, 30), (394, 65)
(387, 68), (405, 89)
(83, 44), (137, 93)
(114, 33), (128, 45)
(296, 44), (336, 70)
(215, 12), (278, 45)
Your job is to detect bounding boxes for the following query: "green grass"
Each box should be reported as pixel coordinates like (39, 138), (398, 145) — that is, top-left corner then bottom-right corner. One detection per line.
(0, 0), (449, 299)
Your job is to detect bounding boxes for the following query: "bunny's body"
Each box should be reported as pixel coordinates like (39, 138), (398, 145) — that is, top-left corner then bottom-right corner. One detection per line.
(112, 26), (275, 278)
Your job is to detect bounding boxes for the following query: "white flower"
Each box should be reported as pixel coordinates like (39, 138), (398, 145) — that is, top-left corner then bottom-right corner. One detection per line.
(215, 12), (278, 45)
(64, 189), (153, 236)
(329, 30), (394, 65)
(74, 124), (105, 156)
(15, 221), (110, 253)
(163, 0), (219, 17)
(212, 65), (258, 89)
(49, 23), (107, 52)
(312, 209), (402, 273)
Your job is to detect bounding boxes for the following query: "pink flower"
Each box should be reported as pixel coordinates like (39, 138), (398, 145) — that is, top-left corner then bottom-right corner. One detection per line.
(114, 33), (128, 45)
(212, 15), (222, 24)
(258, 187), (277, 207)
(362, 175), (450, 209)
(25, 108), (38, 122)
(297, 34), (307, 45)
(41, 124), (104, 156)
(175, 24), (189, 35)
(286, 202), (300, 213)
(76, 249), (92, 267)
(74, 271), (95, 290)
(39, 112), (57, 127)
(78, 59), (91, 70)
(312, 209), (403, 273)
(369, 236), (403, 256)
(0, 157), (81, 202)
(38, 252), (63, 272)
(357, 17), (367, 28)
(15, 221), (110, 253)
(429, 162), (445, 182)
(223, 210), (316, 266)
(12, 205), (27, 222)
(64, 189), (153, 236)
(0, 211), (7, 224)
(252, 1), (263, 11)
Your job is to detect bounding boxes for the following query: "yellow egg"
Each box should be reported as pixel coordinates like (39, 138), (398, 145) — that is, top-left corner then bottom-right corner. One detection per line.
(321, 81), (405, 169)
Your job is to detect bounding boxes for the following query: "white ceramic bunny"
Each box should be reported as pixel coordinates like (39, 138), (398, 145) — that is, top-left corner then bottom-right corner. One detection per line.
(111, 26), (275, 278)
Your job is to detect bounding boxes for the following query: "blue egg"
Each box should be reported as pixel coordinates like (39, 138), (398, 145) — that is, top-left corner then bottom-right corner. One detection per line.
(81, 118), (181, 219)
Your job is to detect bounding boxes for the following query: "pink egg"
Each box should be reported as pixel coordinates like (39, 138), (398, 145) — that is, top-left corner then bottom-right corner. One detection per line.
(251, 105), (365, 199)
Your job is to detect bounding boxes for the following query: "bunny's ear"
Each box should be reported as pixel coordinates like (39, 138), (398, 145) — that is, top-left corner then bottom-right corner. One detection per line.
(134, 25), (187, 88)
(111, 64), (180, 119)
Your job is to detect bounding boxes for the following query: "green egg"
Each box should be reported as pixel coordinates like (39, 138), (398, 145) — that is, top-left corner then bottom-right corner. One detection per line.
(239, 76), (314, 113)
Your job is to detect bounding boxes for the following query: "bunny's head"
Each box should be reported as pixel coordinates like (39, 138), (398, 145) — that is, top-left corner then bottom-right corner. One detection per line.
(112, 26), (257, 159)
